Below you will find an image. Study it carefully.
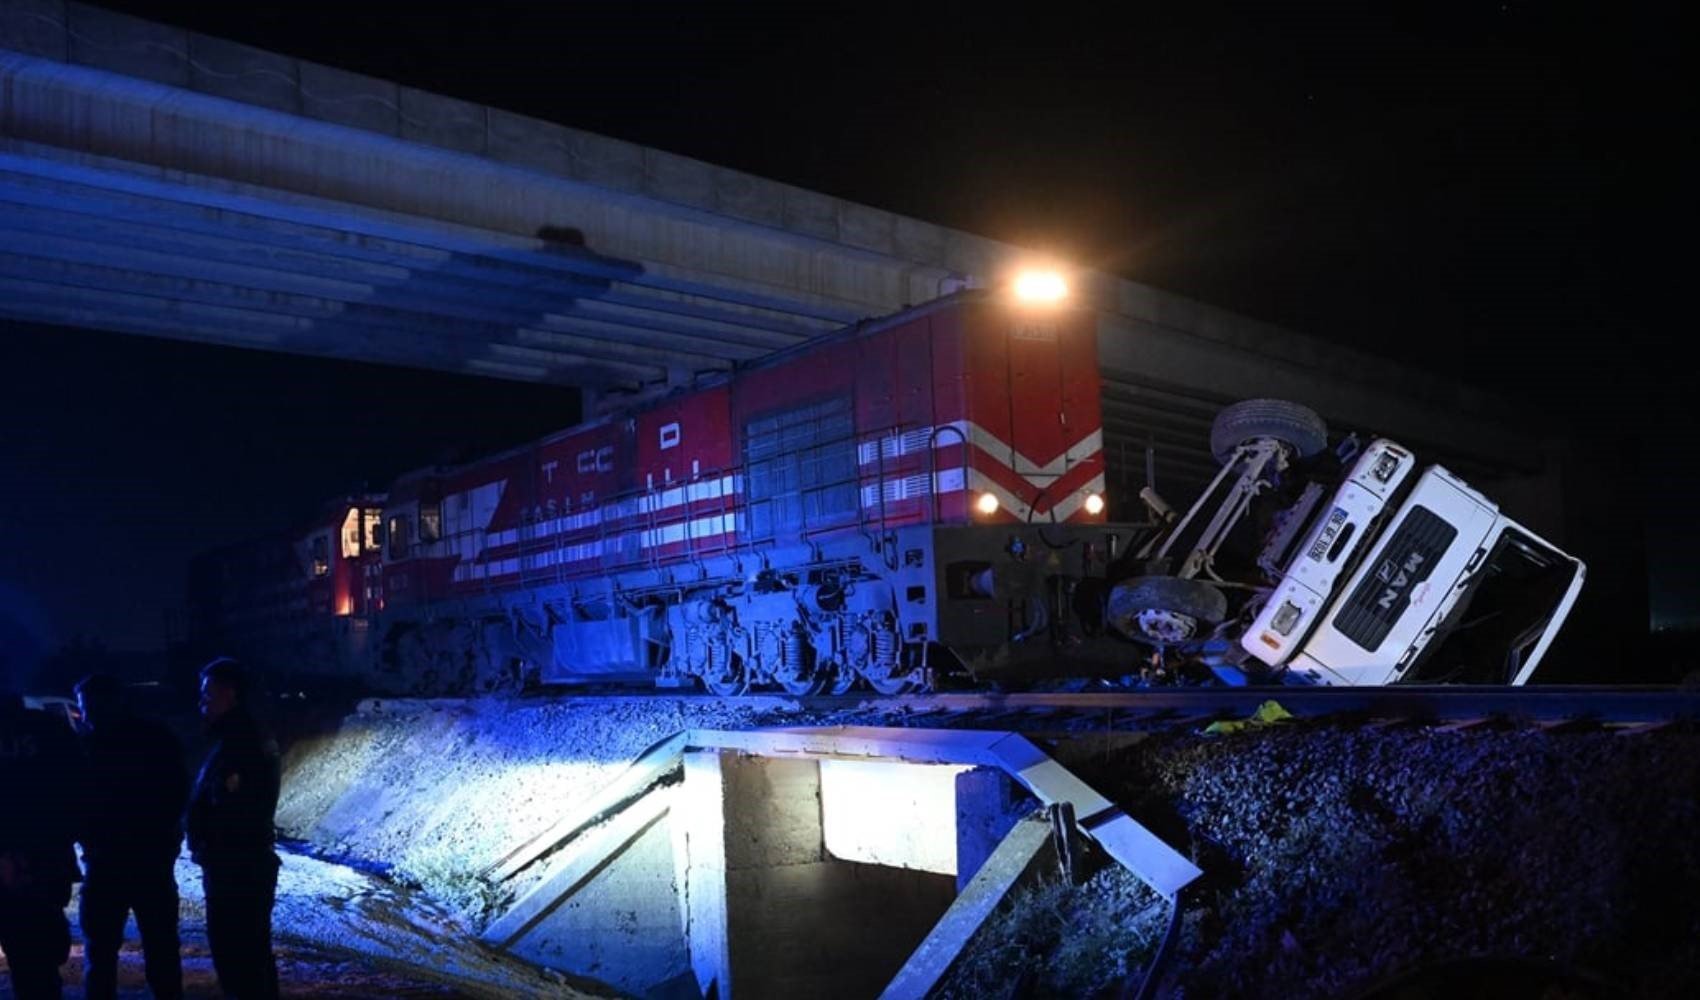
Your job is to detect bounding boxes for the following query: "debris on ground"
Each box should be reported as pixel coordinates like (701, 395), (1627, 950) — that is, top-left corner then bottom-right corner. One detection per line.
(1200, 699), (1294, 735)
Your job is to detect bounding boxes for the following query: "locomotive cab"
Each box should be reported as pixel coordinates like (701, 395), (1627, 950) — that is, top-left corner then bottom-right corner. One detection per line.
(300, 496), (385, 619)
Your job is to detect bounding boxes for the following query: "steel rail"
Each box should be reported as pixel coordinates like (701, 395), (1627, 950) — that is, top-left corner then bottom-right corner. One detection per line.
(544, 685), (1700, 725)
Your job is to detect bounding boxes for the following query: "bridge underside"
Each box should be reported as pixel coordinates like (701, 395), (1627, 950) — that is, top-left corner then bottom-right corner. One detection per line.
(0, 8), (1546, 489)
(0, 140), (854, 391)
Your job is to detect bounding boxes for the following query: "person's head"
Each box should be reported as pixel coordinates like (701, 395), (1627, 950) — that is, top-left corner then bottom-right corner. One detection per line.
(74, 673), (124, 729)
(198, 657), (249, 723)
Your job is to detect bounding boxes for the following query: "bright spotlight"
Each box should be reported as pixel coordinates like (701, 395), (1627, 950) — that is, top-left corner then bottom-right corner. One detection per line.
(1013, 270), (1068, 303)
(1084, 492), (1105, 516)
(975, 492), (1001, 516)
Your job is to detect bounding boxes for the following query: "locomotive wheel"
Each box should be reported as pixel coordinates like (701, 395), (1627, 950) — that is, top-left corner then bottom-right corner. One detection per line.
(863, 667), (918, 695)
(700, 659), (749, 696)
(773, 663), (827, 696)
(826, 662), (857, 696)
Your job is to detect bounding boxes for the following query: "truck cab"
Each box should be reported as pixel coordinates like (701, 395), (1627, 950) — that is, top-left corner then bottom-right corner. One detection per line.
(1108, 400), (1585, 686)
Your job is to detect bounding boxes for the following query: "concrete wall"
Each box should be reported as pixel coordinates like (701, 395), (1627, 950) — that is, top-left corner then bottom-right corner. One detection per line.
(507, 809), (690, 996)
(820, 759), (969, 875)
(954, 767), (1033, 895)
(682, 751), (958, 1000)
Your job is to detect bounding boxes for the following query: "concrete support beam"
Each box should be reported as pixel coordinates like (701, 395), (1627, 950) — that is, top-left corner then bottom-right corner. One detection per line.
(486, 731), (687, 882)
(482, 784), (675, 949)
(880, 815), (1055, 1000)
(678, 750), (731, 1000)
(954, 767), (1032, 893)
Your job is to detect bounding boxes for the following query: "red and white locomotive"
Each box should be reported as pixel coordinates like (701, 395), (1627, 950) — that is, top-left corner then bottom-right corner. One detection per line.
(194, 286), (1130, 694)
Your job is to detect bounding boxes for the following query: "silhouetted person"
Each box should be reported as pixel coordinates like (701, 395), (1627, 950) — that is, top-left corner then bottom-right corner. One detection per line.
(0, 691), (83, 1000)
(74, 673), (188, 1000)
(186, 659), (280, 1000)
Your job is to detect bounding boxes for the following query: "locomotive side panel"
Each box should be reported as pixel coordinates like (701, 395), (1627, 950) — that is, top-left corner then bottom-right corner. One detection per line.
(523, 422), (624, 582)
(454, 419), (637, 593)
(437, 451), (528, 592)
(731, 339), (862, 549)
(854, 311), (955, 531)
(631, 386), (737, 565)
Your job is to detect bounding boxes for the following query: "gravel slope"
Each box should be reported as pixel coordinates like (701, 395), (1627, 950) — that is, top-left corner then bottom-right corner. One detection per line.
(945, 723), (1700, 999)
(272, 696), (1700, 998)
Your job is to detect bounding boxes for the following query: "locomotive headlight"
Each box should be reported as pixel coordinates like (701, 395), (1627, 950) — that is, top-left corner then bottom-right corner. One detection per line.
(974, 492), (1001, 516)
(1083, 492), (1106, 516)
(1013, 270), (1068, 304)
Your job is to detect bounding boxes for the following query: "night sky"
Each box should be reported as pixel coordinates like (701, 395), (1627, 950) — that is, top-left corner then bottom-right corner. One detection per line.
(1, 1), (1691, 671)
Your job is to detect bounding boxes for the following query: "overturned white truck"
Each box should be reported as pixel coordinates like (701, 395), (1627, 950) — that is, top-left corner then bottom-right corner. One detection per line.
(1105, 400), (1586, 686)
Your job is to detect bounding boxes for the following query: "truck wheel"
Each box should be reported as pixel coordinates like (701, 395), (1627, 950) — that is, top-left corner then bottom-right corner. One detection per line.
(1210, 399), (1328, 465)
(1107, 576), (1228, 644)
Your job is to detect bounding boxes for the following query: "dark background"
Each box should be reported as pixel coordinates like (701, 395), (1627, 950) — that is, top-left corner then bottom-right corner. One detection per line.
(1, 2), (1690, 682)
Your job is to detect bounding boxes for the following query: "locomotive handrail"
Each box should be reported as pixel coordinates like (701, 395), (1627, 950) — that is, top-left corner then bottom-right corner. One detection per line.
(414, 417), (947, 589)
(927, 423), (968, 523)
(643, 475), (662, 574)
(874, 423), (892, 555)
(848, 420), (895, 567)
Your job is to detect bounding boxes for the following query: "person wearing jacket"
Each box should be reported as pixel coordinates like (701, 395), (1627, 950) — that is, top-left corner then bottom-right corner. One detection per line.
(73, 673), (188, 1000)
(186, 659), (280, 1000)
(0, 691), (83, 1000)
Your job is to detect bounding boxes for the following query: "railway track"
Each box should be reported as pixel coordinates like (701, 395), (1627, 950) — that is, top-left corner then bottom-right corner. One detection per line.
(544, 684), (1700, 730)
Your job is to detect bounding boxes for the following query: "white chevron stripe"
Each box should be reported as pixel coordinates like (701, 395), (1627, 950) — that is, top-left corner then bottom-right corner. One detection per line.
(858, 421), (1102, 479)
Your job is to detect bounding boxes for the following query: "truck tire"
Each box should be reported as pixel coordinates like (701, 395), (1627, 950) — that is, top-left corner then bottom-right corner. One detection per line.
(1106, 575), (1228, 642)
(1210, 399), (1328, 465)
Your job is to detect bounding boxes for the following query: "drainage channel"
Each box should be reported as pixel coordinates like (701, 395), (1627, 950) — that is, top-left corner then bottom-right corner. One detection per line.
(478, 727), (1199, 999)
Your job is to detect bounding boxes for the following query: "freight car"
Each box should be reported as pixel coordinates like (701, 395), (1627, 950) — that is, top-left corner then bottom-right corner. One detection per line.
(188, 284), (1584, 694)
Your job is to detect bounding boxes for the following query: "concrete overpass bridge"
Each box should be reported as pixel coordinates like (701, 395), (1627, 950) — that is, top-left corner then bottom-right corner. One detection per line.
(0, 1), (1557, 510)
